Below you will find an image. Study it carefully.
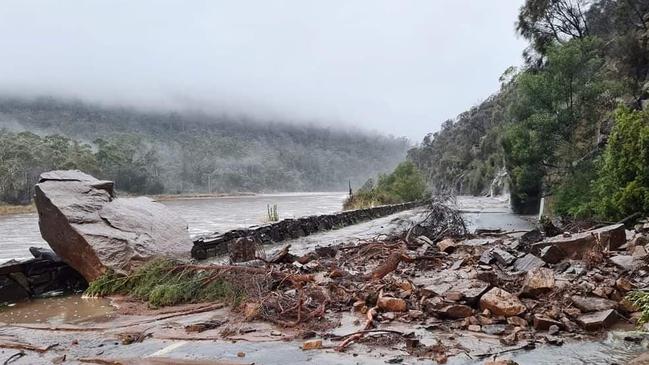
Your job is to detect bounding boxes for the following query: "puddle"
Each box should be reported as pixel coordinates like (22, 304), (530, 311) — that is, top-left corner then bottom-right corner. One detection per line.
(0, 294), (115, 325)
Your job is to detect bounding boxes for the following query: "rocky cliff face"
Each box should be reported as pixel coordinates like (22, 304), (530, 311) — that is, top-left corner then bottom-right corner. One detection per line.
(34, 170), (192, 281)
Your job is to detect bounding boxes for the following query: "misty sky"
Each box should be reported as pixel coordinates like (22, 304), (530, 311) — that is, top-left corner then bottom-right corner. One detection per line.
(0, 1), (526, 141)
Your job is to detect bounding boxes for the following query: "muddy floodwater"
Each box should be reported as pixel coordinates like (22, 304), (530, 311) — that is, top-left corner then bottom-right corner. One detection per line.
(0, 192), (347, 262)
(0, 295), (114, 325)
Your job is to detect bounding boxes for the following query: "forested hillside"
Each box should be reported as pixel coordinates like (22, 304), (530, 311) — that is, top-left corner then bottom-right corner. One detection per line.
(0, 97), (408, 204)
(408, 0), (649, 217)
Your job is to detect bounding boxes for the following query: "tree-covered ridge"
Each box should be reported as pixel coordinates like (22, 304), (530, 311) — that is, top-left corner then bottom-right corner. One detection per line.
(0, 98), (409, 204)
(408, 0), (649, 217)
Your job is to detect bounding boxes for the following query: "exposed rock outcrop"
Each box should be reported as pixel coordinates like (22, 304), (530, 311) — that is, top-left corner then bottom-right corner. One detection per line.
(34, 170), (192, 281)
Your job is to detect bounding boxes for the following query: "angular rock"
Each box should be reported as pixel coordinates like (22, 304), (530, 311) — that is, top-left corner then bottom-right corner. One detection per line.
(532, 224), (626, 263)
(35, 170), (193, 281)
(479, 287), (526, 317)
(513, 253), (545, 272)
(302, 339), (322, 350)
(570, 295), (617, 312)
(439, 304), (473, 319)
(521, 268), (555, 297)
(610, 255), (635, 271)
(532, 314), (561, 331)
(492, 248), (516, 266)
(437, 238), (456, 253)
(377, 297), (407, 312)
(577, 309), (620, 331)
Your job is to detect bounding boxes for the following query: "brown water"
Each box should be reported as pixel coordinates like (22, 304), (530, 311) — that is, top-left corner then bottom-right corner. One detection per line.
(0, 192), (347, 263)
(0, 295), (114, 324)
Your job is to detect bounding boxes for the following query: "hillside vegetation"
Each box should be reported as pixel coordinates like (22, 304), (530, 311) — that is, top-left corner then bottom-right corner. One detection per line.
(0, 98), (408, 204)
(408, 0), (649, 218)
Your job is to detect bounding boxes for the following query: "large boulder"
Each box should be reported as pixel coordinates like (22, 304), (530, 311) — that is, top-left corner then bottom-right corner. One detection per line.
(34, 170), (192, 281)
(531, 224), (626, 263)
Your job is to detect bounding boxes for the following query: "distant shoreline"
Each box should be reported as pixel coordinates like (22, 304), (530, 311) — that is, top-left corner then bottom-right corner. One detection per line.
(0, 204), (36, 216)
(150, 192), (257, 201)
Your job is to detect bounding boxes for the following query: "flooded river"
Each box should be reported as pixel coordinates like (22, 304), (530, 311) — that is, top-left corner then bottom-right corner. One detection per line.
(0, 192), (347, 263)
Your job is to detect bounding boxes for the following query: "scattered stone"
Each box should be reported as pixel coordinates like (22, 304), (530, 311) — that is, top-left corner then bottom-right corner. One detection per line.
(479, 250), (494, 265)
(482, 324), (507, 335)
(34, 170), (193, 281)
(377, 297), (407, 312)
(632, 246), (648, 259)
(539, 245), (565, 264)
(610, 255), (634, 271)
(521, 267), (555, 297)
(437, 238), (456, 253)
(571, 295), (617, 312)
(439, 304), (473, 319)
(577, 309), (620, 331)
(533, 314), (562, 331)
(616, 277), (634, 292)
(480, 288), (526, 317)
(302, 339), (322, 350)
(492, 248), (516, 266)
(445, 291), (463, 302)
(507, 316), (527, 328)
(513, 253), (545, 272)
(237, 352), (246, 357)
(468, 324), (481, 332)
(548, 325), (560, 335)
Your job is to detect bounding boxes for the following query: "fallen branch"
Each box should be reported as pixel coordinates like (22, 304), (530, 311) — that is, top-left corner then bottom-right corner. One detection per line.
(0, 342), (58, 353)
(370, 252), (413, 280)
(3, 351), (24, 365)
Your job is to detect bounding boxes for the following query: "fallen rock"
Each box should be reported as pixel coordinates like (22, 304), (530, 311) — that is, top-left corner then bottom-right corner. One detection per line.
(479, 288), (526, 317)
(439, 304), (474, 319)
(34, 170), (193, 281)
(377, 297), (407, 312)
(577, 309), (620, 331)
(513, 253), (545, 272)
(492, 248), (516, 266)
(302, 339), (322, 350)
(533, 314), (562, 331)
(532, 224), (626, 263)
(571, 295), (617, 312)
(609, 255), (635, 271)
(437, 238), (456, 253)
(521, 268), (555, 297)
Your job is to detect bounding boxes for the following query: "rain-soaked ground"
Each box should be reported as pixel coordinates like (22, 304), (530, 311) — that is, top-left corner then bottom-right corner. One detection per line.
(0, 195), (648, 363)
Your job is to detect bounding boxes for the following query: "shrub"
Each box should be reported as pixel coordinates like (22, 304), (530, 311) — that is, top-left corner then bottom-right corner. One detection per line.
(343, 161), (428, 210)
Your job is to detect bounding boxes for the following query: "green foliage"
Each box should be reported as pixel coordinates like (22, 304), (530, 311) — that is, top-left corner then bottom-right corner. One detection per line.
(408, 0), (649, 218)
(85, 259), (244, 308)
(626, 290), (649, 325)
(0, 97), (409, 201)
(344, 161), (428, 209)
(590, 107), (649, 220)
(0, 130), (99, 204)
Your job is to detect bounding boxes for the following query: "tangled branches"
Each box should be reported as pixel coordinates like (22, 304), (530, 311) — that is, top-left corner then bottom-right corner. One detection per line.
(407, 195), (467, 242)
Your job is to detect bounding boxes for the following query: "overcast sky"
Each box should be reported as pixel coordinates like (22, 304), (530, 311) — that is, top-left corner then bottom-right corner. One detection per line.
(0, 1), (526, 141)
